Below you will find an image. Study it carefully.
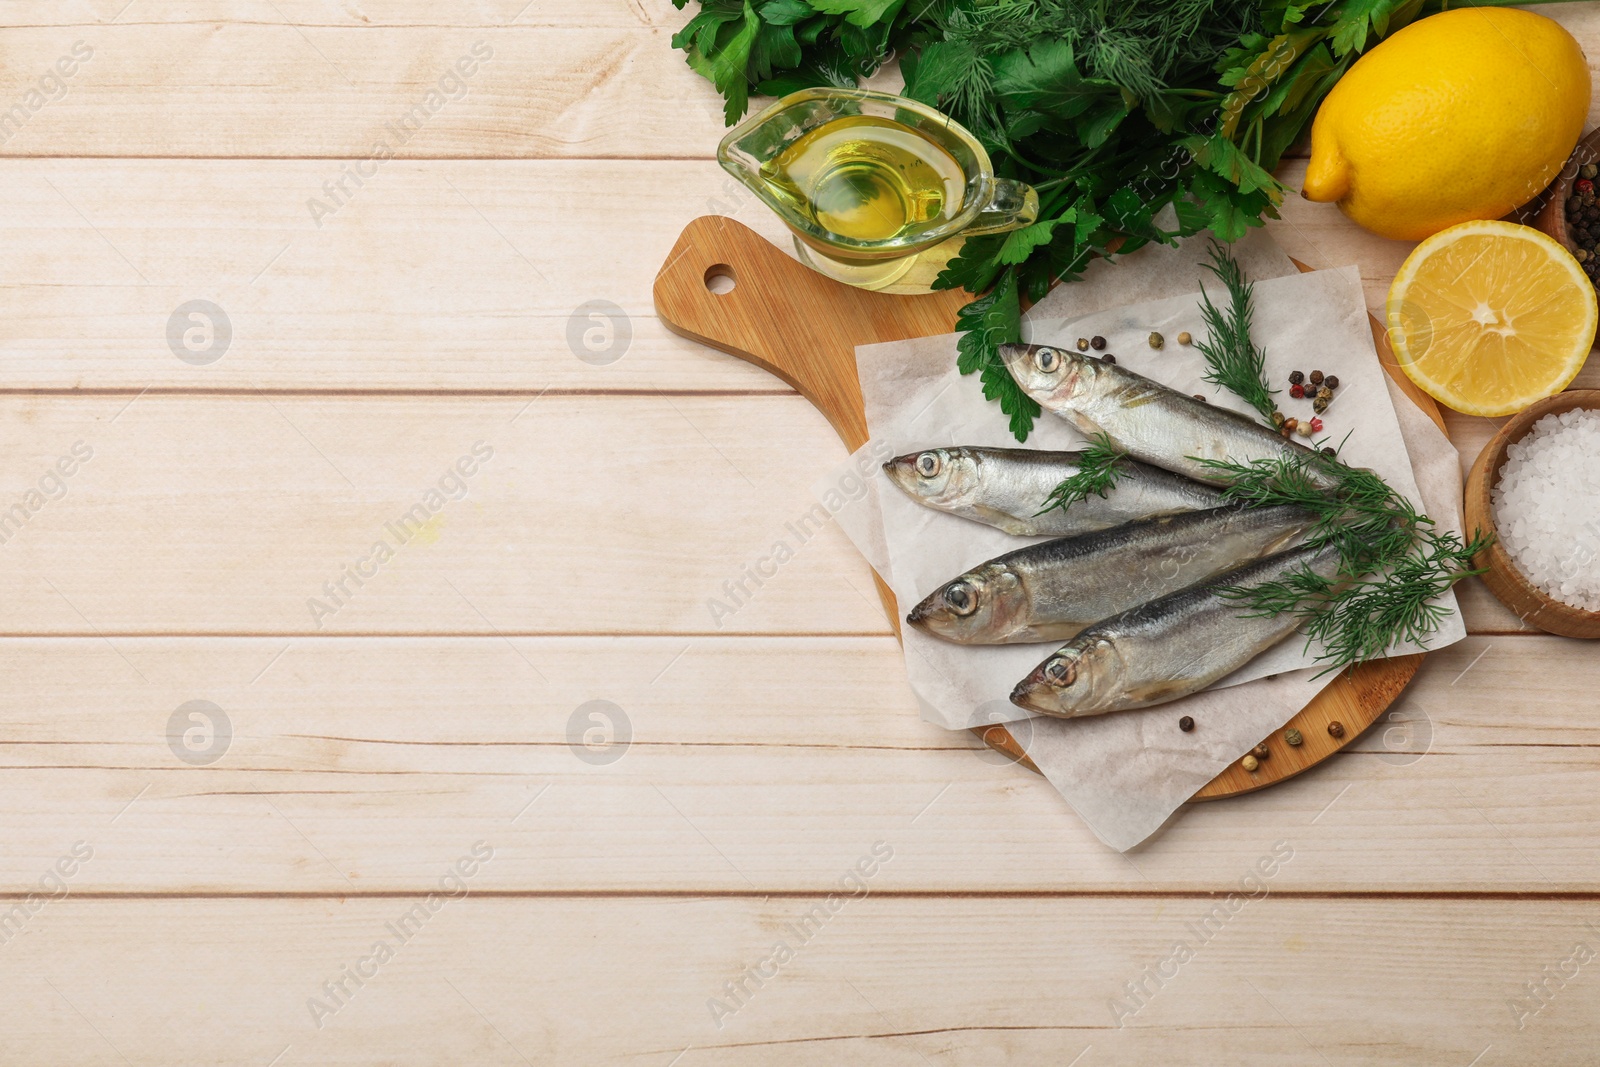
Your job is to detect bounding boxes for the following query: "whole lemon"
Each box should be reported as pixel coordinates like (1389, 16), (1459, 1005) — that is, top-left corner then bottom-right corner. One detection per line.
(1303, 8), (1589, 241)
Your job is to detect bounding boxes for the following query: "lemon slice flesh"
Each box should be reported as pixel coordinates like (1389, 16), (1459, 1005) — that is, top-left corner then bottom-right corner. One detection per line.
(1386, 221), (1596, 417)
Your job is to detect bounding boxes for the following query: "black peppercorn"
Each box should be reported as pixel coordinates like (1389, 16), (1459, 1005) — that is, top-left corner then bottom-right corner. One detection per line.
(1193, 393), (1207, 402)
(1309, 369), (1325, 385)
(1090, 335), (1107, 350)
(1101, 353), (1116, 364)
(1253, 743), (1270, 760)
(1179, 715), (1194, 732)
(1322, 446), (1337, 456)
(1288, 370), (1305, 385)
(1324, 375), (1339, 390)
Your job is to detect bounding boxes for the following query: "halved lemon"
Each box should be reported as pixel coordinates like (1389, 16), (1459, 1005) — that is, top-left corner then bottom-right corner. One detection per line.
(1386, 220), (1596, 417)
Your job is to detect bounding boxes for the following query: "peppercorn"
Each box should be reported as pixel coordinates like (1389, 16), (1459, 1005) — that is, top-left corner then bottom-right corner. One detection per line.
(1309, 369), (1324, 386)
(1296, 423), (1313, 438)
(1282, 417), (1299, 434)
(1323, 375), (1339, 390)
(1241, 754), (1259, 772)
(1317, 386), (1333, 401)
(1313, 396), (1330, 414)
(1271, 411), (1285, 428)
(1090, 335), (1107, 350)
(1580, 179), (1595, 196)
(1253, 743), (1270, 760)
(1327, 721), (1346, 739)
(1309, 417), (1324, 433)
(1177, 331), (1192, 345)
(1194, 393), (1207, 402)
(1285, 728), (1303, 747)
(1076, 337), (1089, 351)
(1322, 446), (1336, 456)
(1101, 353), (1116, 364)
(1288, 370), (1305, 385)
(1582, 250), (1592, 264)
(1149, 332), (1165, 349)
(1179, 715), (1194, 732)
(1290, 383), (1305, 399)
(1584, 164), (1598, 180)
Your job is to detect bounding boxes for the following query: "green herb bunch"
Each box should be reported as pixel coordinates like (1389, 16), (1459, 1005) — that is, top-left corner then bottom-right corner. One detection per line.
(670, 0), (1569, 439)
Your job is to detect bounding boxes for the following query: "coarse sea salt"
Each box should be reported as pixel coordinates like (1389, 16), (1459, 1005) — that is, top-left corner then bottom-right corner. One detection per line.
(1491, 408), (1600, 612)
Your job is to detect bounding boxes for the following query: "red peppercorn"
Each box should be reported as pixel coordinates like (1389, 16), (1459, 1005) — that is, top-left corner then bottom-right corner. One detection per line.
(1310, 417), (1324, 433)
(1581, 180), (1595, 195)
(1290, 383), (1305, 399)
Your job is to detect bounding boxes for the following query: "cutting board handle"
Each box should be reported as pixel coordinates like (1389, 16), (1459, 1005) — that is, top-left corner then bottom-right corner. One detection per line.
(653, 215), (972, 452)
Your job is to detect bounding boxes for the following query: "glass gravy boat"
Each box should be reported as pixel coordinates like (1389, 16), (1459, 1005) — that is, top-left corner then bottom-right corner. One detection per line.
(718, 88), (1039, 292)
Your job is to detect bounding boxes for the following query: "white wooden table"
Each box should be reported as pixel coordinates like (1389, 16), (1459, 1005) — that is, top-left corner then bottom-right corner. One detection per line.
(1, 2), (1597, 1062)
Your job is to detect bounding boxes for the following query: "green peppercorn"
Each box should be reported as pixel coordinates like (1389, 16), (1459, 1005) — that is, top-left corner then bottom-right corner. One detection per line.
(1285, 728), (1303, 747)
(1271, 411), (1286, 428)
(1312, 396), (1330, 414)
(1149, 332), (1165, 350)
(1076, 337), (1089, 351)
(1317, 386), (1333, 401)
(1288, 370), (1305, 385)
(1090, 335), (1107, 350)
(1327, 721), (1346, 739)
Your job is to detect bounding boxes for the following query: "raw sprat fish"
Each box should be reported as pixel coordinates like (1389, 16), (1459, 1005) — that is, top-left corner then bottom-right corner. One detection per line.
(907, 504), (1316, 645)
(998, 343), (1337, 488)
(882, 445), (1225, 536)
(1010, 541), (1343, 719)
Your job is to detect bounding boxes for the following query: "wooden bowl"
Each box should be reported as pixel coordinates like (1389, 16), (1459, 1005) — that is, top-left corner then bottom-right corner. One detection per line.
(1463, 389), (1600, 638)
(1534, 128), (1600, 306)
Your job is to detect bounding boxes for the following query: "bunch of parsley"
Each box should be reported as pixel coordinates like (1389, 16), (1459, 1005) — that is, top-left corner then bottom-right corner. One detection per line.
(672, 0), (1566, 439)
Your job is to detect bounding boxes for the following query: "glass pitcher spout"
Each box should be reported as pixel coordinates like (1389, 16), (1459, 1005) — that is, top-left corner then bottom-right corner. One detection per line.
(966, 177), (1040, 237)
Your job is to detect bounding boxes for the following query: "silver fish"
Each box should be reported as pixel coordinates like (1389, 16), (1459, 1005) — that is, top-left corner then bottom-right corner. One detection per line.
(883, 446), (1225, 536)
(998, 343), (1337, 488)
(1010, 541), (1343, 718)
(907, 504), (1315, 645)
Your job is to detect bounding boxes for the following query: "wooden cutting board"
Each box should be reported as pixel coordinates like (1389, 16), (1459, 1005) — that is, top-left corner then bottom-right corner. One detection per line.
(654, 214), (1445, 800)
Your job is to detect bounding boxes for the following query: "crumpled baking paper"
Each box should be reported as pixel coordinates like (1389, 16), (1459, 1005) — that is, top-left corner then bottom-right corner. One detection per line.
(821, 232), (1465, 850)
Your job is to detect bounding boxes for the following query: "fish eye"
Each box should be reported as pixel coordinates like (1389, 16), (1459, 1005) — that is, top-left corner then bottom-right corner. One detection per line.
(1034, 347), (1061, 373)
(1044, 656), (1076, 686)
(915, 451), (941, 478)
(943, 582), (976, 616)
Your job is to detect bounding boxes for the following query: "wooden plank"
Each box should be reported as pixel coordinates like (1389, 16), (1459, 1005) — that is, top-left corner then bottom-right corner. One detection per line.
(0, 392), (1532, 636)
(0, 159), (798, 391)
(0, 15), (736, 158)
(0, 896), (1594, 1064)
(0, 634), (1595, 893)
(0, 393), (892, 635)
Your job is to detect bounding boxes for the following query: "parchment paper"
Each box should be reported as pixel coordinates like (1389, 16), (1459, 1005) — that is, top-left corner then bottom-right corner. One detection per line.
(822, 235), (1466, 850)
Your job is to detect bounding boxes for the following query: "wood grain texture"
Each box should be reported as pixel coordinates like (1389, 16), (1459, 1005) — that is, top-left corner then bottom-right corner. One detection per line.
(1, 897), (1596, 1065)
(1, 634), (1598, 894)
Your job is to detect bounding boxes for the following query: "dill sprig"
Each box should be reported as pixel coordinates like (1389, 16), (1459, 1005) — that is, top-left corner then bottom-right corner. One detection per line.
(1221, 529), (1491, 676)
(1198, 449), (1492, 672)
(1196, 242), (1277, 421)
(1037, 432), (1126, 515)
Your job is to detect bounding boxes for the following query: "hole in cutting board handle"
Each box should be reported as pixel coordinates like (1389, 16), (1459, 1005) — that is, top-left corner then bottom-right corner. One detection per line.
(704, 264), (736, 295)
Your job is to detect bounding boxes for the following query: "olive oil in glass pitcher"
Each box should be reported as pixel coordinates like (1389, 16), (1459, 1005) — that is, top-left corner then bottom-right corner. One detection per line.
(719, 89), (1039, 292)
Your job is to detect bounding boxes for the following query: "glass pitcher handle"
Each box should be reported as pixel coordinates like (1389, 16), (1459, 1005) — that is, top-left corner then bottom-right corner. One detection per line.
(963, 178), (1040, 237)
